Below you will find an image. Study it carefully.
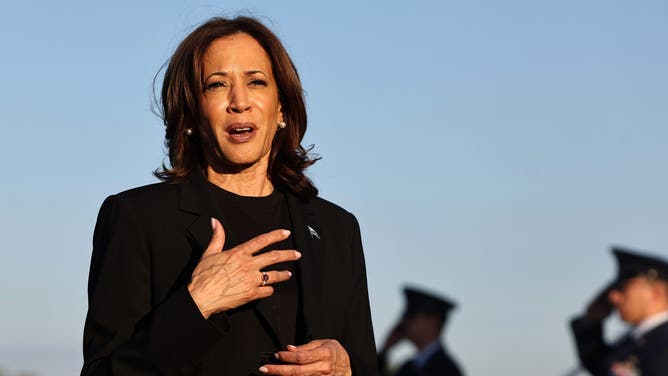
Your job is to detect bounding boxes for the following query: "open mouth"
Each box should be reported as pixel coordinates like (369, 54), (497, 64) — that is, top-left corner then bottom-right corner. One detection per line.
(229, 127), (253, 135)
(226, 122), (257, 143)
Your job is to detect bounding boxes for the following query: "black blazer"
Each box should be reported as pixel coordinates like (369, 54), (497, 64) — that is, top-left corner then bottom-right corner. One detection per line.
(82, 173), (378, 375)
(571, 316), (668, 376)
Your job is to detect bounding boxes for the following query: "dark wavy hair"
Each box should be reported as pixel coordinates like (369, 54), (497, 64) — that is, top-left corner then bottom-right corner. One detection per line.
(154, 16), (318, 198)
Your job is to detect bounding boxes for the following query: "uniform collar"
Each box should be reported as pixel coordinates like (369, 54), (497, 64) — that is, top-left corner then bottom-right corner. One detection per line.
(413, 340), (442, 369)
(631, 310), (668, 340)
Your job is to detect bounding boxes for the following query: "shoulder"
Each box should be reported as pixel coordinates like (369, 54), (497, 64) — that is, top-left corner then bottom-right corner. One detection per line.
(304, 195), (360, 229)
(112, 181), (179, 202)
(102, 181), (179, 207)
(97, 181), (181, 223)
(309, 195), (354, 217)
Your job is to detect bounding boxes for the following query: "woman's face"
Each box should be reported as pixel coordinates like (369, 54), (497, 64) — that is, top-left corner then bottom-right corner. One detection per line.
(199, 33), (283, 170)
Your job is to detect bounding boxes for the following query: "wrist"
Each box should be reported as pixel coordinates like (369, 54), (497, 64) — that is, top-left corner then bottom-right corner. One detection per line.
(187, 283), (213, 319)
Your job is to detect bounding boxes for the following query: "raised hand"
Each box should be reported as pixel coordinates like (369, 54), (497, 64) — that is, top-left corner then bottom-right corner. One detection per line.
(188, 218), (301, 319)
(379, 321), (405, 354)
(584, 285), (614, 321)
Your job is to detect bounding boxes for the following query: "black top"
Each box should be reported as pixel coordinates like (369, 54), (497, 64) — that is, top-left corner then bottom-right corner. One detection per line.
(206, 182), (302, 349)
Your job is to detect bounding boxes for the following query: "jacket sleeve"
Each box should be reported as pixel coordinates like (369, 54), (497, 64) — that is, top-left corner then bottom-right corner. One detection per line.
(81, 195), (228, 375)
(569, 316), (610, 376)
(341, 213), (380, 376)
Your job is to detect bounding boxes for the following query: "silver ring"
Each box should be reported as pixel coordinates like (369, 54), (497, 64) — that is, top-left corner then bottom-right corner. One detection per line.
(261, 272), (269, 286)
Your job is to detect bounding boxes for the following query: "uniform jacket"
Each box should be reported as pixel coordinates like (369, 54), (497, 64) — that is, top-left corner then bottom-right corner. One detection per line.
(393, 344), (463, 376)
(82, 173), (378, 375)
(379, 343), (464, 376)
(571, 316), (668, 376)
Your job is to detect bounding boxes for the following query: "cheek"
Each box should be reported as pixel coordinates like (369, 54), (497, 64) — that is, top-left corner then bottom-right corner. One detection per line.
(265, 126), (278, 142)
(257, 94), (281, 120)
(638, 290), (654, 305)
(199, 98), (227, 122)
(622, 292), (645, 311)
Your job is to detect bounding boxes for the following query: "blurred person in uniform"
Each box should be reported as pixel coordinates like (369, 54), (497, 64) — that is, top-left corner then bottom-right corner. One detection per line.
(378, 287), (464, 376)
(570, 247), (668, 376)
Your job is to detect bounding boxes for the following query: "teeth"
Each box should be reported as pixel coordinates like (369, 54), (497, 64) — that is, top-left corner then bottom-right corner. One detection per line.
(232, 127), (252, 132)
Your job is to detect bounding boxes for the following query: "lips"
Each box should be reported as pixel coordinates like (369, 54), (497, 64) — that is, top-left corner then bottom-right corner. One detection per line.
(225, 122), (257, 143)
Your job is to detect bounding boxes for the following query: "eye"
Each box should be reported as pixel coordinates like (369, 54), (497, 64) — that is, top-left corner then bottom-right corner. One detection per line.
(205, 81), (227, 90)
(249, 79), (268, 87)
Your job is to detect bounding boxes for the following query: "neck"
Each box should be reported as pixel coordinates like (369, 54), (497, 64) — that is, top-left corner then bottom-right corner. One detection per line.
(641, 303), (668, 322)
(206, 164), (273, 197)
(413, 334), (440, 352)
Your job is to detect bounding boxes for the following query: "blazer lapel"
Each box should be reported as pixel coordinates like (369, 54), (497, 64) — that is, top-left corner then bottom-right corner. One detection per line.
(285, 193), (325, 343)
(179, 172), (214, 251)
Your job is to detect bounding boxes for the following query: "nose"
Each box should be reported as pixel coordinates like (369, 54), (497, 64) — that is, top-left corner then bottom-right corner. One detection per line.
(227, 84), (251, 113)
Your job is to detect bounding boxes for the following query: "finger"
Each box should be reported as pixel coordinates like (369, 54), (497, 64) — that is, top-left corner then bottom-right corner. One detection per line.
(259, 270), (293, 286)
(202, 218), (226, 258)
(236, 229), (291, 256)
(254, 250), (302, 269)
(276, 346), (328, 365)
(259, 362), (323, 375)
(255, 286), (275, 300)
(286, 340), (323, 352)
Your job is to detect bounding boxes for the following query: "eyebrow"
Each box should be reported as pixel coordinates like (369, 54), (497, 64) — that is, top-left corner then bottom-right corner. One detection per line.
(204, 70), (268, 81)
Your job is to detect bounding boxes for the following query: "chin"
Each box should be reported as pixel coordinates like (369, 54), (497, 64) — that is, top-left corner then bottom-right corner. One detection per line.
(223, 156), (259, 165)
(213, 157), (258, 171)
(217, 149), (264, 166)
(215, 151), (269, 171)
(619, 313), (640, 325)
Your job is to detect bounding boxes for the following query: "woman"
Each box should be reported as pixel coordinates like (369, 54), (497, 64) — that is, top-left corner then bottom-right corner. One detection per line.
(82, 16), (378, 376)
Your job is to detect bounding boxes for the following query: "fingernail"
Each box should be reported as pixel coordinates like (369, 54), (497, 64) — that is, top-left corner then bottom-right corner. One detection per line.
(259, 366), (268, 373)
(295, 251), (302, 258)
(287, 344), (297, 350)
(282, 230), (291, 236)
(274, 352), (280, 359)
(288, 271), (292, 278)
(210, 218), (216, 230)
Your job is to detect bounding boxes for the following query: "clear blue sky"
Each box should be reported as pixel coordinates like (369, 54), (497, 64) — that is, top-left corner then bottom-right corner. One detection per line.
(1, 1), (667, 375)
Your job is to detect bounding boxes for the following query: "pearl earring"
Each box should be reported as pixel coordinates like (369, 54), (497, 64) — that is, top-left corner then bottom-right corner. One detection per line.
(184, 128), (193, 136)
(277, 121), (287, 129)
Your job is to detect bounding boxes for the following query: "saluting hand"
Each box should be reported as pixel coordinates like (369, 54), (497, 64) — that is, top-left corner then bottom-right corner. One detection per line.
(584, 286), (614, 322)
(188, 218), (301, 319)
(379, 321), (405, 354)
(260, 340), (352, 376)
